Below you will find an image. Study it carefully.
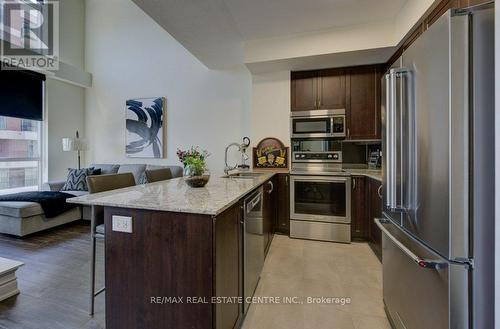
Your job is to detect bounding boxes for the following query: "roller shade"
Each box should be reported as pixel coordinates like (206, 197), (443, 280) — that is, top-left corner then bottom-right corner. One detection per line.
(0, 69), (45, 121)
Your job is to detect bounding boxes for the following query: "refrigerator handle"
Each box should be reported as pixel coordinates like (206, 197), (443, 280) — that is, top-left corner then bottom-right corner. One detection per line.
(386, 68), (414, 212)
(375, 218), (448, 270)
(384, 72), (396, 208)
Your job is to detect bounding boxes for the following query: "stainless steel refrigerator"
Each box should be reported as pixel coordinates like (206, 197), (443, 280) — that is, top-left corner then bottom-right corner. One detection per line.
(376, 3), (494, 329)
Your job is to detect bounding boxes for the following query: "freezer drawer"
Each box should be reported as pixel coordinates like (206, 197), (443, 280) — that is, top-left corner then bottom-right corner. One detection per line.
(377, 218), (469, 329)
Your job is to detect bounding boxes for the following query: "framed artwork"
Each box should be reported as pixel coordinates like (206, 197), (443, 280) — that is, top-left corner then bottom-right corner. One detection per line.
(125, 97), (165, 158)
(253, 137), (289, 169)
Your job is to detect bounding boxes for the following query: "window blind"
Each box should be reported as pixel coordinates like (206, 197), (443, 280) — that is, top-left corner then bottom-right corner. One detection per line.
(0, 69), (45, 121)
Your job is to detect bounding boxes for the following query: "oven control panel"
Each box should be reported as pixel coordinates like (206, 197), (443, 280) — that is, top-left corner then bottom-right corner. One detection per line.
(292, 151), (342, 163)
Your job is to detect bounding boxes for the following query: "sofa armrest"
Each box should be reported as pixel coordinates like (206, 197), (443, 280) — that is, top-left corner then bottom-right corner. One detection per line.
(42, 180), (66, 191)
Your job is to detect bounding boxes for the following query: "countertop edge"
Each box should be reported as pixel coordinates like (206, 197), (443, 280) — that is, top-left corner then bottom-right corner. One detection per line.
(67, 173), (276, 216)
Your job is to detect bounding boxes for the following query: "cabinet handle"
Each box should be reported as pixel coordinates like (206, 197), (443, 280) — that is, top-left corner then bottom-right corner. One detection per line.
(377, 185), (383, 199)
(318, 99), (321, 108)
(347, 128), (350, 138)
(285, 175), (288, 186)
(352, 178), (356, 190)
(267, 181), (274, 194)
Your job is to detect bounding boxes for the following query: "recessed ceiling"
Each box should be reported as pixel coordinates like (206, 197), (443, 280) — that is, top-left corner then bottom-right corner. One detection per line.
(223, 0), (407, 41)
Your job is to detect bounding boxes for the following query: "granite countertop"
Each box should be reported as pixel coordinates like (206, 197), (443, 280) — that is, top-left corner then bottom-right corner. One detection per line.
(67, 173), (275, 216)
(343, 168), (382, 181)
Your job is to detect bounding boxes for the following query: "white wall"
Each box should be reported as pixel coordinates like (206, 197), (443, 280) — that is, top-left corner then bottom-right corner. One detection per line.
(45, 79), (85, 180)
(84, 0), (251, 174)
(251, 71), (290, 148)
(44, 0), (86, 181)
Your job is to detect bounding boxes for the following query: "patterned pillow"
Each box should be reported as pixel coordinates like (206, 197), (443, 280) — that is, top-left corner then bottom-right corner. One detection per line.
(139, 172), (148, 185)
(61, 168), (94, 191)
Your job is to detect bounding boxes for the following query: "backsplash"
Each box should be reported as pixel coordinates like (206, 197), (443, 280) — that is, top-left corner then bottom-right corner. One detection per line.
(341, 142), (381, 168)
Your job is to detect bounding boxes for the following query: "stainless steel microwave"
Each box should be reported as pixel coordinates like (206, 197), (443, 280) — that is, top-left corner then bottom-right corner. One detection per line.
(290, 109), (346, 138)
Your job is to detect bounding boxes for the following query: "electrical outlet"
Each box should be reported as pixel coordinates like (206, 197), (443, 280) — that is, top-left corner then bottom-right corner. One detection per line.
(112, 215), (133, 233)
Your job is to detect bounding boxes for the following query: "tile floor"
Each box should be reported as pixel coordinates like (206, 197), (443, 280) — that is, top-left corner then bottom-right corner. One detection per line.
(241, 235), (391, 329)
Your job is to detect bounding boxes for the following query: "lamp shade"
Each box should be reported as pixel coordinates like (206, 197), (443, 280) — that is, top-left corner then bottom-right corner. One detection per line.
(62, 137), (87, 151)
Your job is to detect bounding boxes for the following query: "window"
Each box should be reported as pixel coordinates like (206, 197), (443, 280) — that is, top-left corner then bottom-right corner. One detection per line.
(0, 116), (41, 195)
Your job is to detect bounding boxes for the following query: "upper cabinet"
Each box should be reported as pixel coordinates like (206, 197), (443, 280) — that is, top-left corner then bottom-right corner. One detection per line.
(318, 69), (346, 110)
(291, 70), (345, 111)
(291, 71), (318, 111)
(291, 65), (381, 140)
(346, 66), (381, 140)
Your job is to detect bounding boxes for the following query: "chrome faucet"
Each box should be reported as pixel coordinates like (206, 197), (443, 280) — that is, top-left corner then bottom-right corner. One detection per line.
(224, 142), (241, 175)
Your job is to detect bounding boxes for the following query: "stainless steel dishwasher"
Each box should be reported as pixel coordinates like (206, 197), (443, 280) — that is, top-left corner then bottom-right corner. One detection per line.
(242, 186), (264, 314)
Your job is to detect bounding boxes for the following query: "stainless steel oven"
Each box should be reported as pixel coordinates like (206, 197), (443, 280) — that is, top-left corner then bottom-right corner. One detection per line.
(290, 109), (346, 138)
(290, 174), (351, 243)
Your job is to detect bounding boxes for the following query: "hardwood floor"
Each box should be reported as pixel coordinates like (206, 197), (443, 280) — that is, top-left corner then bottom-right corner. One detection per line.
(0, 221), (105, 329)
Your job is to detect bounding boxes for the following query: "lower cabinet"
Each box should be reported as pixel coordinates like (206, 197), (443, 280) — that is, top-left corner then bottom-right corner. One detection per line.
(350, 176), (383, 260)
(368, 178), (383, 261)
(263, 176), (278, 254)
(276, 174), (290, 235)
(351, 176), (368, 240)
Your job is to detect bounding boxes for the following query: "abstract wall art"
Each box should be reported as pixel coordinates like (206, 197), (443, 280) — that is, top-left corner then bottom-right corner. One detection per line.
(125, 97), (165, 158)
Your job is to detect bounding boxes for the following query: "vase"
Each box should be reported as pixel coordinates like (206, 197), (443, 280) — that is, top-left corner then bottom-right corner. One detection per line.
(183, 166), (210, 188)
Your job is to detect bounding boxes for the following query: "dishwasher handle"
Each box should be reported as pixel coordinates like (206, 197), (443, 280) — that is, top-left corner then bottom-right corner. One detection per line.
(375, 218), (448, 270)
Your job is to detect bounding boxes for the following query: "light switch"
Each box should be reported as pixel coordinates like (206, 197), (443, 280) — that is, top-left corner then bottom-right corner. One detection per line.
(112, 215), (133, 233)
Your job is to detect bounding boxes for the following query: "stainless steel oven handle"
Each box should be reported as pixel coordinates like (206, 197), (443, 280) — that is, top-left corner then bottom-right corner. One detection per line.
(375, 218), (448, 270)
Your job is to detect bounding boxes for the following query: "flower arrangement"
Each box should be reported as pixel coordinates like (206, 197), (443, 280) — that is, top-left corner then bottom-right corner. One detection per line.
(177, 147), (211, 187)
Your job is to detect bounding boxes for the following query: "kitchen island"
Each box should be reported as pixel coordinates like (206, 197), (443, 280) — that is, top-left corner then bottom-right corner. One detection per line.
(68, 173), (276, 329)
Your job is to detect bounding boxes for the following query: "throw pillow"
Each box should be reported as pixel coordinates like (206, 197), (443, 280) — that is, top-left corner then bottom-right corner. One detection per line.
(91, 168), (102, 175)
(61, 168), (94, 191)
(139, 172), (148, 185)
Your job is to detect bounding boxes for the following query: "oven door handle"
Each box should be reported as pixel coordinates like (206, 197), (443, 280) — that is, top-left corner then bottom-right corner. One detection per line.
(290, 176), (349, 182)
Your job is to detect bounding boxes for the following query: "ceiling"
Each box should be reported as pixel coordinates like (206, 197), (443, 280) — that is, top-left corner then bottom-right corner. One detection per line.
(223, 0), (407, 41)
(132, 0), (411, 69)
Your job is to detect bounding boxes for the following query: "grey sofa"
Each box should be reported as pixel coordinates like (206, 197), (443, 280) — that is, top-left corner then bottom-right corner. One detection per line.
(0, 164), (183, 237)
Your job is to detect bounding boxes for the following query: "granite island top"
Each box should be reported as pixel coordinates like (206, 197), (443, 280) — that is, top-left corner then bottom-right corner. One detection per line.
(67, 173), (275, 216)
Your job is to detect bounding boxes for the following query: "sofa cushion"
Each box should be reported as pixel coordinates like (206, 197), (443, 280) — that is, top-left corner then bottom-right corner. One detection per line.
(0, 202), (44, 218)
(90, 164), (120, 175)
(61, 168), (94, 191)
(117, 164), (146, 184)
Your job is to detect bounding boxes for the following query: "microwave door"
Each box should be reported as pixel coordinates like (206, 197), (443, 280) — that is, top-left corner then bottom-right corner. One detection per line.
(291, 117), (332, 138)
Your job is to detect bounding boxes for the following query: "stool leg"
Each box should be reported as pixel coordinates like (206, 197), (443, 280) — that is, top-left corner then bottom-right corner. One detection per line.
(89, 233), (96, 315)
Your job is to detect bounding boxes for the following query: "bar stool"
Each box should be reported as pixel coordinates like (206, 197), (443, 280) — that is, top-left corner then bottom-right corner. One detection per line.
(86, 172), (135, 315)
(145, 168), (173, 183)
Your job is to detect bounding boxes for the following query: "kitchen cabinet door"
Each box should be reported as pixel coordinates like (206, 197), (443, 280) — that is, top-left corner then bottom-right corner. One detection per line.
(346, 66), (381, 140)
(368, 178), (383, 261)
(263, 176), (277, 254)
(318, 69), (346, 110)
(291, 71), (318, 111)
(276, 174), (290, 235)
(351, 176), (368, 240)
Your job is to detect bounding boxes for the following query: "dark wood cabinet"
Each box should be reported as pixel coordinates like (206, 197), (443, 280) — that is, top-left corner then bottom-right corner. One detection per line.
(291, 71), (318, 111)
(318, 69), (346, 109)
(346, 66), (381, 140)
(351, 176), (368, 240)
(368, 178), (383, 261)
(291, 69), (346, 112)
(276, 174), (290, 235)
(263, 176), (278, 253)
(291, 66), (382, 140)
(104, 203), (243, 329)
